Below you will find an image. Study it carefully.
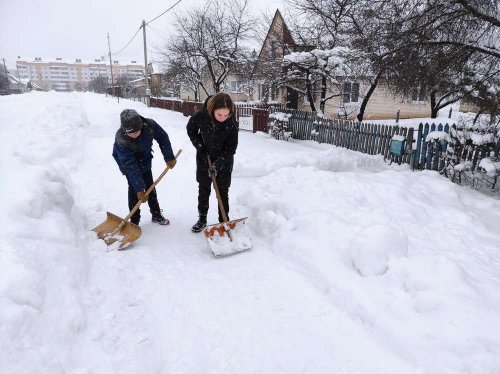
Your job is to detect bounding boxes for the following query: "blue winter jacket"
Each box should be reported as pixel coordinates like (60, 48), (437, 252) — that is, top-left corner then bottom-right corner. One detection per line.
(112, 117), (175, 193)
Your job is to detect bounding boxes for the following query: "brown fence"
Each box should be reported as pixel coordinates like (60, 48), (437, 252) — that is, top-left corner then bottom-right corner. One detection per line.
(149, 98), (280, 133)
(182, 101), (203, 116)
(252, 109), (269, 133)
(150, 98), (183, 112)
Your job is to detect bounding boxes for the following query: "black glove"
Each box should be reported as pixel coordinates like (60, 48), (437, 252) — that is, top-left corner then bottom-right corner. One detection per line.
(207, 157), (224, 178)
(208, 165), (218, 178)
(213, 157), (224, 171)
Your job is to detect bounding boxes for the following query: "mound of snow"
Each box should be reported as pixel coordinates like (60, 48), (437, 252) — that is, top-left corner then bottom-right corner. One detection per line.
(348, 224), (408, 276)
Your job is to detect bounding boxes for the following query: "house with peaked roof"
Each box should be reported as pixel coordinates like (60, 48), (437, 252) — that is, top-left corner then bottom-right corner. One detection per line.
(254, 10), (433, 120)
(179, 10), (296, 104)
(251, 9), (300, 106)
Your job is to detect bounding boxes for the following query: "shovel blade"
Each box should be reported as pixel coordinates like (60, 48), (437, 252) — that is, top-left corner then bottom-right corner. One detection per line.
(204, 217), (252, 257)
(92, 211), (142, 250)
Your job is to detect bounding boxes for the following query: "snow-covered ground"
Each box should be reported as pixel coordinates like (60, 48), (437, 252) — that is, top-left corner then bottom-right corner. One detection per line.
(1, 92), (500, 374)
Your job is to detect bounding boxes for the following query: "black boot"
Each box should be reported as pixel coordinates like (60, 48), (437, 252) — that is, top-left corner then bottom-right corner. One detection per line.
(191, 215), (207, 233)
(152, 210), (170, 225)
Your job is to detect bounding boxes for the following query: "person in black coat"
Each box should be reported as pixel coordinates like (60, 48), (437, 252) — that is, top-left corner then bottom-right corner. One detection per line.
(186, 93), (239, 232)
(113, 109), (177, 226)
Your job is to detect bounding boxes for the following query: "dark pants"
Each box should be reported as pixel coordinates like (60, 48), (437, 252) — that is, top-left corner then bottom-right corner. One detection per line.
(127, 169), (161, 224)
(196, 157), (232, 222)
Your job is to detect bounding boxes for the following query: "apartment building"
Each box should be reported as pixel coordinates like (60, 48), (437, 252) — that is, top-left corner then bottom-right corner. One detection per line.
(16, 57), (144, 92)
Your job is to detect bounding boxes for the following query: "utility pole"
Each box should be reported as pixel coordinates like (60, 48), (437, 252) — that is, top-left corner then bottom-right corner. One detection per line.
(15, 64), (22, 92)
(143, 20), (150, 107)
(107, 33), (118, 103)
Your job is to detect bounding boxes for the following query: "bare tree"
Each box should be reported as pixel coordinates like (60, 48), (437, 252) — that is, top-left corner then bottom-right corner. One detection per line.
(157, 40), (208, 100)
(407, 0), (500, 59)
(159, 0), (254, 96)
(282, 0), (360, 112)
(231, 48), (258, 101)
(377, 0), (500, 118)
(88, 75), (108, 94)
(462, 55), (500, 125)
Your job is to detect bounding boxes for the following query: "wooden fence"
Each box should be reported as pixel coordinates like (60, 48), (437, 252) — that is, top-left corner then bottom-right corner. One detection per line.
(150, 98), (186, 114)
(149, 97), (280, 133)
(146, 99), (498, 174)
(268, 107), (500, 172)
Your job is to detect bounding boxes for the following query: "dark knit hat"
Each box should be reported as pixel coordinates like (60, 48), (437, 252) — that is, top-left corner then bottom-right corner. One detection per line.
(120, 109), (143, 133)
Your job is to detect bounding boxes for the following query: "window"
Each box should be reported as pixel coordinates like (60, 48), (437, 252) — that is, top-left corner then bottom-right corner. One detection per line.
(270, 83), (277, 101)
(412, 85), (426, 102)
(229, 80), (242, 92)
(343, 81), (360, 103)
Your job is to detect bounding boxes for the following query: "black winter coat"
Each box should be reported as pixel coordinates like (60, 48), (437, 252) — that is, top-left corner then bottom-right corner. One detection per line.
(186, 106), (238, 178)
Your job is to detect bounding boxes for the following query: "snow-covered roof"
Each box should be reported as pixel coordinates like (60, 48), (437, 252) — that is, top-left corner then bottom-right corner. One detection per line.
(129, 77), (145, 84)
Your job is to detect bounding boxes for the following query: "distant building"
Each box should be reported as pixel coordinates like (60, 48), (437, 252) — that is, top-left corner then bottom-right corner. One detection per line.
(16, 57), (144, 92)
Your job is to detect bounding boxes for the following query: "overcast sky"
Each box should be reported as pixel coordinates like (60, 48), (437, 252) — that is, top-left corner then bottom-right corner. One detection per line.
(0, 0), (286, 71)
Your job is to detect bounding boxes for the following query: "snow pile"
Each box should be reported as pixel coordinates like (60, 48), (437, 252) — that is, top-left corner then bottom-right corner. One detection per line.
(0, 92), (93, 372)
(348, 225), (408, 276)
(479, 158), (500, 177)
(1, 91), (500, 374)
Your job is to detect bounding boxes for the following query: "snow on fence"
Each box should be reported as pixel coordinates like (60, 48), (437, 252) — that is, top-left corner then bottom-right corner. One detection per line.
(267, 107), (500, 179)
(148, 98), (499, 190)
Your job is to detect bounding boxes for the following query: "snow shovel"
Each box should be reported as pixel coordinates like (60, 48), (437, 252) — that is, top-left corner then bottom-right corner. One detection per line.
(203, 155), (252, 257)
(92, 149), (182, 250)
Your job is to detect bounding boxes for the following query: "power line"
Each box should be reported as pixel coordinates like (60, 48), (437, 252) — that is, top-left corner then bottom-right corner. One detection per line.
(146, 0), (183, 25)
(111, 24), (143, 56)
(147, 23), (170, 40)
(110, 0), (182, 56)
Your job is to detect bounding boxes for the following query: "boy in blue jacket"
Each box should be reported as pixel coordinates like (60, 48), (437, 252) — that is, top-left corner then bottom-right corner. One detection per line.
(113, 109), (177, 226)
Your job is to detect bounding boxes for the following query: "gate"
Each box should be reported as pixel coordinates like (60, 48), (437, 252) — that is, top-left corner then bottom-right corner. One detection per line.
(252, 108), (269, 133)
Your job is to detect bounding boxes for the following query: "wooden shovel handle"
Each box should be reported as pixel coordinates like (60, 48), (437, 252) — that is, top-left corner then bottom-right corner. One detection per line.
(121, 149), (182, 224)
(208, 155), (233, 241)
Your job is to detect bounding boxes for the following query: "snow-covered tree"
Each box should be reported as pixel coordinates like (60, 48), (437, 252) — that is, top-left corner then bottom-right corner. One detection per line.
(282, 0), (405, 120)
(282, 47), (351, 112)
(282, 0), (359, 112)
